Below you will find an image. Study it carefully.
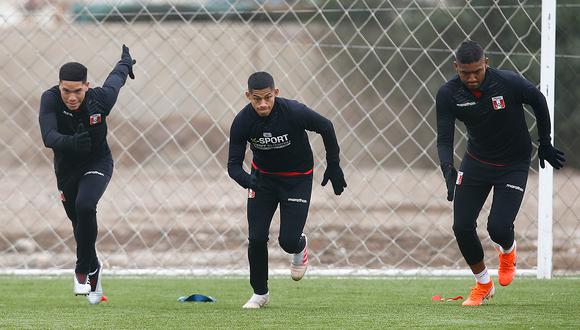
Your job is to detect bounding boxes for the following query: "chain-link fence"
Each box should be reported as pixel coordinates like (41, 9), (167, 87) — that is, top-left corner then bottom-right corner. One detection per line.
(0, 0), (578, 275)
(552, 1), (580, 274)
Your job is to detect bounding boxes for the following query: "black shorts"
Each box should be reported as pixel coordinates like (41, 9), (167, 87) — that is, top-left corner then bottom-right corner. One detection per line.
(452, 154), (529, 264)
(247, 173), (312, 246)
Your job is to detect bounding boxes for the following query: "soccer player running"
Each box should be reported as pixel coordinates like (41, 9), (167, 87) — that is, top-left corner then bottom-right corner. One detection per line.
(39, 45), (136, 304)
(228, 72), (347, 309)
(436, 41), (565, 306)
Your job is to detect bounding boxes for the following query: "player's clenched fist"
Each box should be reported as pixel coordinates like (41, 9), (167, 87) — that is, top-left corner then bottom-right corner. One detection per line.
(71, 123), (91, 153)
(441, 163), (457, 202)
(121, 44), (136, 79)
(321, 162), (347, 195)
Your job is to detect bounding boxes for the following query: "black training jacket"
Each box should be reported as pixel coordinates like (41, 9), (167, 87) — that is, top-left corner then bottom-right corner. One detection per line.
(228, 97), (340, 189)
(39, 61), (131, 177)
(436, 67), (551, 166)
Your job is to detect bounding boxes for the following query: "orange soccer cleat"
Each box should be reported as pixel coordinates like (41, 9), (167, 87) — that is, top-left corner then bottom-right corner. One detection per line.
(497, 244), (517, 286)
(462, 281), (495, 306)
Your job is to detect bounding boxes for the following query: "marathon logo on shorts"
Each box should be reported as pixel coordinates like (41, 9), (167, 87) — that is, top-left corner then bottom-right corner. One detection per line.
(506, 184), (524, 192)
(491, 96), (505, 110)
(89, 113), (102, 125)
(59, 190), (66, 202)
(84, 170), (104, 176)
(248, 188), (255, 199)
(288, 198), (308, 204)
(456, 171), (464, 185)
(250, 133), (291, 150)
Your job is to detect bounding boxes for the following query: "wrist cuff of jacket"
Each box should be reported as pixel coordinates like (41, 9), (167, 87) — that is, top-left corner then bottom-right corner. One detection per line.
(538, 137), (551, 145)
(119, 59), (133, 69)
(440, 162), (453, 170)
(440, 162), (454, 175)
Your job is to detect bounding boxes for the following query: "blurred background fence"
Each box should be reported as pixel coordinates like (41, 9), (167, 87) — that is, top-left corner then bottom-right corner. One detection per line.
(0, 0), (578, 275)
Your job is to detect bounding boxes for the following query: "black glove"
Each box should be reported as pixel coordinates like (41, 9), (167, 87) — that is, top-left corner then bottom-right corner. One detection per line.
(538, 143), (565, 169)
(441, 163), (457, 202)
(248, 170), (262, 191)
(121, 44), (136, 79)
(72, 123), (91, 153)
(321, 162), (347, 195)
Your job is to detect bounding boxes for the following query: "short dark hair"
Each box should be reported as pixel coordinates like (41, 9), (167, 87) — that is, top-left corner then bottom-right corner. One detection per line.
(59, 62), (87, 82)
(248, 71), (275, 91)
(454, 41), (485, 64)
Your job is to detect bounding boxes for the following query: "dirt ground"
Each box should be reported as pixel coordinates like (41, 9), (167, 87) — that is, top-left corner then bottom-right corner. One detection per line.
(1, 165), (579, 274)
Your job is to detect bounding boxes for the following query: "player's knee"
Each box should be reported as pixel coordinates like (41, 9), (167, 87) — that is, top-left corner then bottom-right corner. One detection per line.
(278, 236), (301, 254)
(452, 221), (476, 238)
(75, 200), (96, 217)
(63, 207), (77, 223)
(487, 219), (513, 243)
(248, 237), (268, 249)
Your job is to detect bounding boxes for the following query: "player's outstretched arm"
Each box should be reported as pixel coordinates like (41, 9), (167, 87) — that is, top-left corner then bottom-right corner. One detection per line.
(436, 87), (457, 201)
(227, 116), (256, 189)
(515, 74), (566, 170)
(440, 163), (457, 202)
(316, 116), (347, 196)
(295, 104), (346, 195)
(227, 142), (255, 189)
(94, 44), (136, 114)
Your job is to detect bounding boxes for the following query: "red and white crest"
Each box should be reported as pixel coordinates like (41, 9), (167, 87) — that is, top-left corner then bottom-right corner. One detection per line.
(491, 96), (505, 110)
(89, 114), (102, 125)
(248, 188), (255, 199)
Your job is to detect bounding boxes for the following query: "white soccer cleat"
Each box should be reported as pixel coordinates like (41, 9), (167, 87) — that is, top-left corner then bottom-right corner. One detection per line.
(290, 234), (308, 281)
(74, 273), (91, 296)
(242, 292), (269, 309)
(87, 262), (103, 305)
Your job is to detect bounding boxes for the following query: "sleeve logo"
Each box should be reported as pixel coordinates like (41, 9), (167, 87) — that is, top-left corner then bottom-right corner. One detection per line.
(89, 114), (102, 125)
(491, 96), (505, 110)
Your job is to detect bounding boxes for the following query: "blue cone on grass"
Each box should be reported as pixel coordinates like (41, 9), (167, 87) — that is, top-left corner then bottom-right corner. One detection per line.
(177, 294), (216, 303)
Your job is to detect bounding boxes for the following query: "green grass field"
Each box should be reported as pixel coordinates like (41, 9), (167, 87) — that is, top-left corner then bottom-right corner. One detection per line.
(0, 276), (578, 329)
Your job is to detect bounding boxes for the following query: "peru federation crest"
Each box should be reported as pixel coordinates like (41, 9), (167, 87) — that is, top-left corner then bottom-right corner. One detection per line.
(89, 113), (102, 125)
(491, 96), (505, 110)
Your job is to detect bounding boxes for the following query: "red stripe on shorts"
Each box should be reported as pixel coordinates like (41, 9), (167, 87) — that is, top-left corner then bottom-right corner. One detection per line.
(467, 150), (506, 167)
